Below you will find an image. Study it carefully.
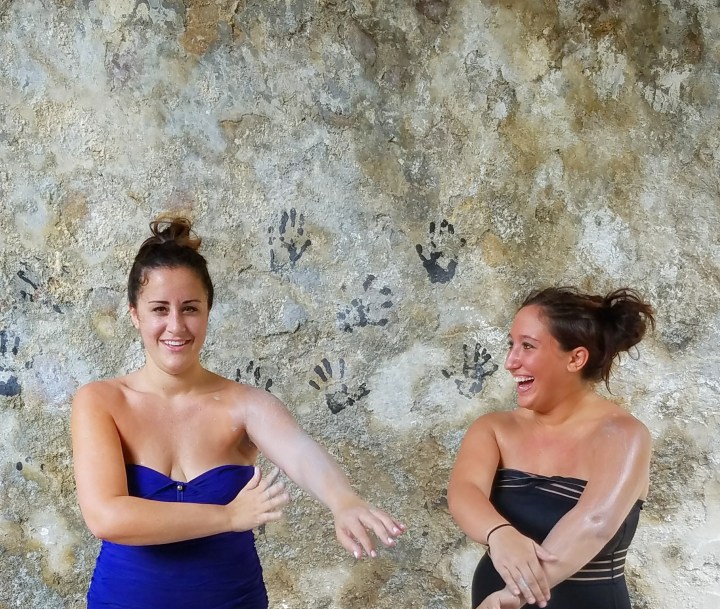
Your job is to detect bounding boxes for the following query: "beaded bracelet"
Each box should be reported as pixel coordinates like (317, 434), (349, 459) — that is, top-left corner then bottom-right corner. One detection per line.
(485, 522), (513, 545)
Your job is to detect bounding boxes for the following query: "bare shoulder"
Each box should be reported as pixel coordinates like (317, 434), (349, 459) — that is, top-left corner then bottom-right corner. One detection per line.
(593, 401), (652, 452)
(222, 378), (282, 405)
(72, 378), (127, 412)
(221, 379), (290, 420)
(462, 410), (515, 443)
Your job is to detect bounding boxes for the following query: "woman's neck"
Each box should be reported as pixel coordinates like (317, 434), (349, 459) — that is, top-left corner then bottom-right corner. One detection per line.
(134, 360), (211, 398)
(530, 384), (599, 427)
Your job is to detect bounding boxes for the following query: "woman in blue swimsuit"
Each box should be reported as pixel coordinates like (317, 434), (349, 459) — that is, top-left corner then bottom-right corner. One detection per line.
(448, 287), (654, 609)
(72, 217), (405, 609)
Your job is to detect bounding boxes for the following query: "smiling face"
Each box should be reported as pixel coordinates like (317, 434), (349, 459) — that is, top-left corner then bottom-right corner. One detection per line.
(505, 304), (588, 411)
(129, 266), (210, 377)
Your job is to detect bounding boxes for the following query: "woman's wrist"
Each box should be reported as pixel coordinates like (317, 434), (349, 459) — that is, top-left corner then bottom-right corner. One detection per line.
(485, 522), (513, 545)
(326, 489), (364, 515)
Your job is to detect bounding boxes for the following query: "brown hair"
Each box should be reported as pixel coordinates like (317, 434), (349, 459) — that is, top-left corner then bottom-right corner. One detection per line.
(522, 287), (655, 389)
(128, 216), (214, 308)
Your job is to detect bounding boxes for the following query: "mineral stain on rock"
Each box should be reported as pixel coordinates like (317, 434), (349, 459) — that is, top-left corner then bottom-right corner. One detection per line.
(645, 426), (708, 522)
(180, 0), (241, 55)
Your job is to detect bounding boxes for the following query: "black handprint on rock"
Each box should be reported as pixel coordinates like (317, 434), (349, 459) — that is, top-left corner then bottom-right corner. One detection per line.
(416, 220), (466, 284)
(336, 275), (394, 333)
(308, 358), (370, 414)
(442, 342), (498, 398)
(235, 361), (273, 393)
(268, 209), (312, 271)
(17, 269), (38, 302)
(14, 263), (64, 313)
(0, 330), (21, 397)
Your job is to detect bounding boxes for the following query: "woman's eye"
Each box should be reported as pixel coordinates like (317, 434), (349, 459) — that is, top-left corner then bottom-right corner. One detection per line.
(152, 307), (167, 313)
(522, 343), (533, 349)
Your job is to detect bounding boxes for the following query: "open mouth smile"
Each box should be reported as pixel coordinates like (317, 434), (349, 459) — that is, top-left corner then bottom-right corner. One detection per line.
(161, 339), (191, 349)
(514, 375), (535, 391)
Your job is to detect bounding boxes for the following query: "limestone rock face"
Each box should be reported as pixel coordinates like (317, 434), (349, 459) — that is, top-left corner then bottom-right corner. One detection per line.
(1, 1), (718, 608)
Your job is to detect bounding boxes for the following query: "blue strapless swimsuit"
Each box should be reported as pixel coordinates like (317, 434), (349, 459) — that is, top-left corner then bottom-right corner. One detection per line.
(87, 464), (268, 609)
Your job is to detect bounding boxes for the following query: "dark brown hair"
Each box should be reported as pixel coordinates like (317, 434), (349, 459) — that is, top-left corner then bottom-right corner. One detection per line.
(522, 287), (655, 388)
(128, 216), (214, 308)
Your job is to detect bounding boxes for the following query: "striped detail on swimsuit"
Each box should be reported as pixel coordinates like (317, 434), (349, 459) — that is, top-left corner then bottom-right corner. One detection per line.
(494, 469), (643, 583)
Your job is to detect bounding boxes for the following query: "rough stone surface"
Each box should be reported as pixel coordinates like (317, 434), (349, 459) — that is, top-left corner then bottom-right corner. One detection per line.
(1, 1), (719, 607)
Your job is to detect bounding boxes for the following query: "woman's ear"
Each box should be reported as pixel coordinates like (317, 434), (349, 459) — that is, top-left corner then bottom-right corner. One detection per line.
(129, 305), (140, 330)
(567, 346), (589, 373)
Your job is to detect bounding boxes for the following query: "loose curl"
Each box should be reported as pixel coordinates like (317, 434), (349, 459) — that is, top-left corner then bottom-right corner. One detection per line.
(128, 216), (214, 308)
(522, 287), (655, 389)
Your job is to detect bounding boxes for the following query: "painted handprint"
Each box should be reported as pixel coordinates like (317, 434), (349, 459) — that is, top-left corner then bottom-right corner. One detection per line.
(416, 220), (466, 284)
(235, 360), (273, 393)
(442, 342), (498, 398)
(308, 358), (370, 414)
(14, 263), (64, 313)
(268, 209), (312, 271)
(0, 330), (21, 397)
(336, 275), (394, 333)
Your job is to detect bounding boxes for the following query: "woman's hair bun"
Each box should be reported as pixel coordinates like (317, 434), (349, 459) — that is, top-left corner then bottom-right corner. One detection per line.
(146, 216), (201, 251)
(521, 286), (655, 389)
(128, 215), (213, 308)
(599, 288), (656, 354)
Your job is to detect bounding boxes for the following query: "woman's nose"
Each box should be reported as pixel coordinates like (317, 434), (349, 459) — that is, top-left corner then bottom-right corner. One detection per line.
(505, 347), (519, 370)
(167, 310), (186, 333)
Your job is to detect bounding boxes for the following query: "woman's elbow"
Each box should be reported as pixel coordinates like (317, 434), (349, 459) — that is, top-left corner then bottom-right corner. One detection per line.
(81, 505), (122, 542)
(584, 511), (623, 542)
(446, 483), (468, 522)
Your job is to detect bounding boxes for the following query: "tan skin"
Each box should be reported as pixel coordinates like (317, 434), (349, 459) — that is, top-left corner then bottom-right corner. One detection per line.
(73, 266), (405, 558)
(448, 305), (651, 609)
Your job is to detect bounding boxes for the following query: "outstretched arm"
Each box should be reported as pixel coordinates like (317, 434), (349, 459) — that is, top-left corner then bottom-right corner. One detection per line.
(448, 415), (555, 607)
(72, 383), (289, 545)
(243, 389), (405, 558)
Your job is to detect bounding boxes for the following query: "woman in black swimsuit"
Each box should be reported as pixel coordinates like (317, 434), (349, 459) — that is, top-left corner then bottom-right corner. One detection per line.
(448, 287), (654, 609)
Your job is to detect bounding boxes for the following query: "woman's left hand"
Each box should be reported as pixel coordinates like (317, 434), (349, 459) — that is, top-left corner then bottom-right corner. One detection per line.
(332, 498), (406, 559)
(476, 588), (523, 609)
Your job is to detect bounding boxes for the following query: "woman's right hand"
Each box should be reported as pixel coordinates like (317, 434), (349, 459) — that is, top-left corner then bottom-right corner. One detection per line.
(488, 526), (556, 608)
(476, 588), (523, 609)
(227, 467), (290, 532)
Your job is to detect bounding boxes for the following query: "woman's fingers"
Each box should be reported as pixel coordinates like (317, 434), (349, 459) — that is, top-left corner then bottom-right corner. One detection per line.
(368, 507), (406, 540)
(349, 520), (378, 557)
(507, 565), (550, 608)
(335, 526), (365, 559)
(526, 558), (551, 604)
(497, 566), (521, 597)
(245, 466), (262, 490)
(259, 466), (280, 490)
(511, 571), (537, 606)
(258, 508), (285, 524)
(332, 501), (405, 559)
(488, 529), (551, 606)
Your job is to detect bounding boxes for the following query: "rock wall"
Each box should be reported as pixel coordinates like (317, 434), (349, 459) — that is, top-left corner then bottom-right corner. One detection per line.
(0, 1), (718, 607)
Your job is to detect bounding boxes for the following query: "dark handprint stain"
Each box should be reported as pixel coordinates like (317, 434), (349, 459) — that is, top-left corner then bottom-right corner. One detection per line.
(17, 270), (38, 302)
(268, 209), (312, 271)
(309, 358), (370, 414)
(442, 342), (498, 398)
(336, 275), (394, 333)
(416, 220), (466, 284)
(15, 263), (64, 313)
(235, 361), (273, 393)
(0, 330), (21, 397)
